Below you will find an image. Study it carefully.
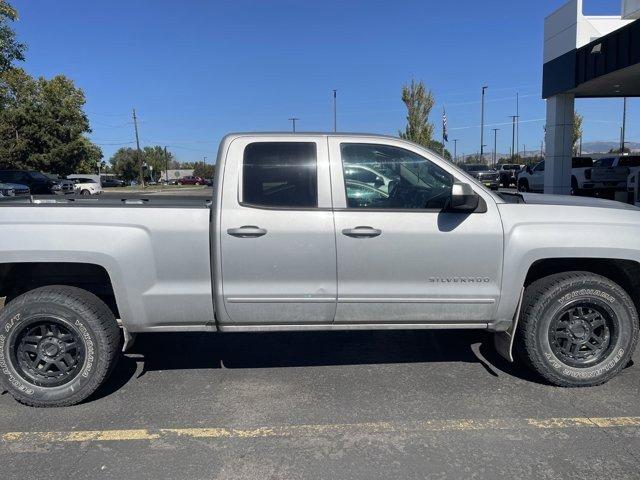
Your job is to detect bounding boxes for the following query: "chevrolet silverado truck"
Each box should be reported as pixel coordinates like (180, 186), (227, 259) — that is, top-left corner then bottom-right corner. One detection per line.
(1, 133), (639, 407)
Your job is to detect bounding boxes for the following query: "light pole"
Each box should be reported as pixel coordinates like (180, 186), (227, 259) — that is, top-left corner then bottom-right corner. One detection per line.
(492, 128), (499, 165)
(480, 86), (488, 162)
(289, 117), (298, 133)
(509, 115), (519, 160)
(621, 97), (627, 152)
(333, 89), (337, 132)
(452, 139), (458, 163)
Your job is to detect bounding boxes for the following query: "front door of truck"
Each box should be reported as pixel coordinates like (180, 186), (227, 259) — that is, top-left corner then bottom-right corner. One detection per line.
(328, 138), (503, 325)
(218, 136), (336, 325)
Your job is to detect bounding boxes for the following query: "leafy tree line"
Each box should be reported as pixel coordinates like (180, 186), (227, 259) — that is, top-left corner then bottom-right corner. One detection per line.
(109, 146), (215, 181)
(0, 1), (102, 175)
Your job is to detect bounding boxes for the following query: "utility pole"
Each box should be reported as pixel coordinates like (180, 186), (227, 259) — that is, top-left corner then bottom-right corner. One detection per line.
(132, 108), (143, 187)
(579, 136), (583, 156)
(289, 117), (298, 133)
(621, 97), (627, 152)
(540, 140), (544, 159)
(164, 146), (169, 184)
(333, 89), (337, 132)
(509, 115), (518, 160)
(480, 86), (488, 163)
(492, 128), (499, 165)
(516, 92), (519, 158)
(453, 139), (458, 163)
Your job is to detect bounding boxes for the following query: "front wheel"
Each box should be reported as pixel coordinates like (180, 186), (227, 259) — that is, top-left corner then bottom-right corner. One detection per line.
(516, 272), (638, 387)
(0, 286), (121, 407)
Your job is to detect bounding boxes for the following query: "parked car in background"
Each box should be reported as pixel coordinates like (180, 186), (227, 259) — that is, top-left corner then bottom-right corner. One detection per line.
(570, 156), (594, 193)
(0, 170), (68, 195)
(69, 177), (103, 195)
(587, 156), (631, 191)
(459, 164), (499, 190)
(495, 163), (521, 188)
(43, 174), (75, 195)
(518, 158), (596, 194)
(0, 182), (30, 198)
(100, 176), (125, 187)
(177, 175), (206, 185)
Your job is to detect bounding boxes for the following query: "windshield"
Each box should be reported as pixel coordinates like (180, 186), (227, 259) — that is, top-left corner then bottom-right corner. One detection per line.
(28, 171), (49, 181)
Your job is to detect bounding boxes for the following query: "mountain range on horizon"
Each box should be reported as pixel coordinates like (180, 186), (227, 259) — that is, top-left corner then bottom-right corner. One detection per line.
(455, 140), (640, 163)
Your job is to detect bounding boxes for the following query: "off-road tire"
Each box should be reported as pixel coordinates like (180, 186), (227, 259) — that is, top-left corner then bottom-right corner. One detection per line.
(0, 286), (121, 407)
(516, 272), (638, 387)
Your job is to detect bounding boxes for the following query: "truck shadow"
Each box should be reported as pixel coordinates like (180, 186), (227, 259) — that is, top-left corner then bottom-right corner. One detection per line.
(94, 329), (542, 400)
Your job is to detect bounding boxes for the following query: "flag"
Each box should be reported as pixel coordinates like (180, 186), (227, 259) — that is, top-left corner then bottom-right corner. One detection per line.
(442, 108), (448, 142)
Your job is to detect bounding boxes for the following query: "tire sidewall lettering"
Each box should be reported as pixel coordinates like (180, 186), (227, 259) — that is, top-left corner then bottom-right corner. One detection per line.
(540, 283), (633, 381)
(0, 306), (96, 396)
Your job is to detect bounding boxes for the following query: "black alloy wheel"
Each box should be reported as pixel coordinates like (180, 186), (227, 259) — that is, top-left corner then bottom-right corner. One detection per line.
(12, 317), (85, 387)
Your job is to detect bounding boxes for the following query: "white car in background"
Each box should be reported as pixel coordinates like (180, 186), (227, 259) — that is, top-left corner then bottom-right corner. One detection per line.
(517, 157), (596, 194)
(68, 176), (103, 196)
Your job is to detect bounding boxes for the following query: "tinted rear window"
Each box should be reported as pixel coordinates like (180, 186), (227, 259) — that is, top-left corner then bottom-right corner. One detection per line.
(243, 142), (317, 208)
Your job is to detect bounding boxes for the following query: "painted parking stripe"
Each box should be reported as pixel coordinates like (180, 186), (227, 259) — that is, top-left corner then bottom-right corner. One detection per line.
(2, 416), (640, 444)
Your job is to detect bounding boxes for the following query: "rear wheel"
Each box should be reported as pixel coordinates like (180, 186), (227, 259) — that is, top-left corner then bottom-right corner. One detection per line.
(516, 272), (638, 387)
(0, 286), (121, 407)
(80, 189), (90, 196)
(517, 179), (529, 192)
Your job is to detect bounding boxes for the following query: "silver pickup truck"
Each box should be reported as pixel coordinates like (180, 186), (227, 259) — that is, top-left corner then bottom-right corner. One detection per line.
(1, 133), (639, 407)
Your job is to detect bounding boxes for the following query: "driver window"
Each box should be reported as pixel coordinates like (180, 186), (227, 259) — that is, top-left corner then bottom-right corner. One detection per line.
(340, 143), (453, 209)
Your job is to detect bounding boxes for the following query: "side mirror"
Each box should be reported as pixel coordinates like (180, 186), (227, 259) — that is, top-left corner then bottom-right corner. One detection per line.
(525, 165), (532, 174)
(449, 182), (479, 212)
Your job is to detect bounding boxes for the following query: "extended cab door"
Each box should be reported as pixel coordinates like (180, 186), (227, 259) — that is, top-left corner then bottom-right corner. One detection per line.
(218, 136), (337, 325)
(328, 137), (503, 325)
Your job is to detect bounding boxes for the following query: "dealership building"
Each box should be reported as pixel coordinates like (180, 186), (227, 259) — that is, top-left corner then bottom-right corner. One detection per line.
(543, 0), (640, 194)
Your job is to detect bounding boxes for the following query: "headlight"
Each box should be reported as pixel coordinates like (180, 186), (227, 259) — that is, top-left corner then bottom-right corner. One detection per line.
(0, 188), (15, 196)
(51, 184), (62, 191)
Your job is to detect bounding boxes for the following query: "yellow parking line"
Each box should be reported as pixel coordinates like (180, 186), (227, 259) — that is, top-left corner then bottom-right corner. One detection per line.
(2, 417), (640, 444)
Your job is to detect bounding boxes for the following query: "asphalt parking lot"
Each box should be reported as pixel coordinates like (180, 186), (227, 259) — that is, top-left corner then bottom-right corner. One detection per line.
(1, 329), (640, 480)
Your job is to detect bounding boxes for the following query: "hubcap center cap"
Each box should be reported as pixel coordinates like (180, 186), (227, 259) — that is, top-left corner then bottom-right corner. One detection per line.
(570, 323), (589, 339)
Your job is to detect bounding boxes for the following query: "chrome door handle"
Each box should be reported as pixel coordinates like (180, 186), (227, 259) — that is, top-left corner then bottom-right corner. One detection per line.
(227, 226), (267, 238)
(341, 226), (382, 238)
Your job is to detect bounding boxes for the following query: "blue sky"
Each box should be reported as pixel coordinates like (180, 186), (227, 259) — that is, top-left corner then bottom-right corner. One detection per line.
(11, 0), (636, 162)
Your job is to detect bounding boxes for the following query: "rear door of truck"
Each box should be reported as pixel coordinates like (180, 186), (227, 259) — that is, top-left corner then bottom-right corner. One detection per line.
(218, 135), (337, 325)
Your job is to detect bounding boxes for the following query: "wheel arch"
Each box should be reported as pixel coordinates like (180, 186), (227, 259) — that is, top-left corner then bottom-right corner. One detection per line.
(523, 258), (640, 314)
(0, 262), (120, 318)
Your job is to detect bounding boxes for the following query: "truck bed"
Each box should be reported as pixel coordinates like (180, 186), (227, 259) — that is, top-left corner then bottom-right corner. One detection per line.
(0, 196), (215, 331)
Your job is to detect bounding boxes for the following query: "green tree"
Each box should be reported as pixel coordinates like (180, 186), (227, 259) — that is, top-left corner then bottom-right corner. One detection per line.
(193, 161), (215, 179)
(399, 79), (435, 148)
(572, 112), (583, 155)
(0, 1), (25, 73)
(110, 145), (177, 182)
(0, 68), (102, 175)
(427, 140), (452, 161)
(109, 147), (139, 181)
(142, 146), (174, 181)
